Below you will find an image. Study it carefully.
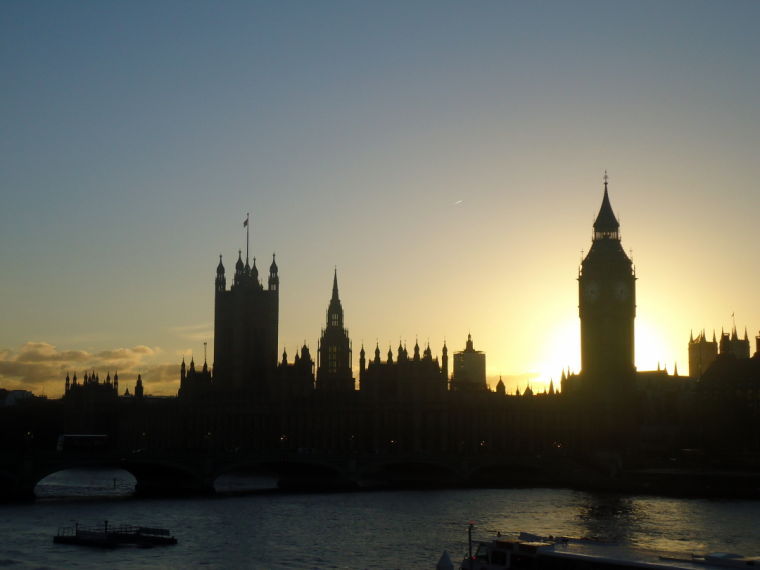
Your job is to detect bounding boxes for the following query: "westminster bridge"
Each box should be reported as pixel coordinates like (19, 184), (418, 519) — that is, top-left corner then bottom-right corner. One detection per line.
(0, 447), (575, 501)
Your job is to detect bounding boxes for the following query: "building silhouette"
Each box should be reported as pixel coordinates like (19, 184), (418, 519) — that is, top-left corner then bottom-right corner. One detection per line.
(719, 327), (751, 359)
(569, 176), (636, 393)
(689, 330), (718, 378)
(277, 344), (315, 399)
(697, 330), (760, 451)
(178, 356), (212, 399)
(451, 334), (487, 392)
(316, 270), (354, 392)
(359, 340), (447, 401)
(20, 177), (760, 499)
(212, 250), (279, 397)
(689, 326), (752, 378)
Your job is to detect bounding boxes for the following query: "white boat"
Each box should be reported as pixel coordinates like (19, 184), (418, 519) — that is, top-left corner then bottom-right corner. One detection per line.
(455, 527), (759, 570)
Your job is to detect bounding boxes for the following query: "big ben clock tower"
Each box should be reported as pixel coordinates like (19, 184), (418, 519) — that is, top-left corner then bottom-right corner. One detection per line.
(579, 174), (636, 387)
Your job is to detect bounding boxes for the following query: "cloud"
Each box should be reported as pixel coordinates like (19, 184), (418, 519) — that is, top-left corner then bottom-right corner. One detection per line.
(95, 346), (157, 361)
(169, 323), (213, 343)
(139, 363), (181, 396)
(15, 342), (90, 363)
(0, 342), (169, 397)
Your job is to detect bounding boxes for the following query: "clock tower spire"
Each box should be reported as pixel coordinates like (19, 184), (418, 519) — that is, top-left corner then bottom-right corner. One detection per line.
(578, 173), (636, 388)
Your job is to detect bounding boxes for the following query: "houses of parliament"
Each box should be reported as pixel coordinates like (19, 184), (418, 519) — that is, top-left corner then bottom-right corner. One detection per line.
(14, 177), (760, 474)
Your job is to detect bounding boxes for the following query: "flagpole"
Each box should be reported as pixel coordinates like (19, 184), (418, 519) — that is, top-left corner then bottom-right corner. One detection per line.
(246, 212), (250, 265)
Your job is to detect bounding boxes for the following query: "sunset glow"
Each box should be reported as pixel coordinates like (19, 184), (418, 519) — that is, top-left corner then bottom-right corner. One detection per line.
(2, 2), (759, 397)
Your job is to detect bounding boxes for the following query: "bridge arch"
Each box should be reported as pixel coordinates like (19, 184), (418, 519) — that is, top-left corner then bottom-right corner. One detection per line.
(19, 455), (210, 498)
(35, 466), (136, 498)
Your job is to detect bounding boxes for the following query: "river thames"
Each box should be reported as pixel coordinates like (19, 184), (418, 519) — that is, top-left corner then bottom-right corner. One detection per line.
(1, 469), (758, 569)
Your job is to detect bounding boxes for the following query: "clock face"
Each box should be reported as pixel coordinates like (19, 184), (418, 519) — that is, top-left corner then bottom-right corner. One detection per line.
(584, 281), (599, 302)
(615, 282), (629, 301)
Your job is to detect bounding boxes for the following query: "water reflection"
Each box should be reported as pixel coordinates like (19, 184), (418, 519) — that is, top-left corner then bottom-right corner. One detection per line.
(577, 493), (639, 542)
(4, 485), (758, 568)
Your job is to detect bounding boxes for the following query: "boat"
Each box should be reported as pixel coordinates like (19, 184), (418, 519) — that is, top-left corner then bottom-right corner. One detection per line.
(54, 521), (178, 548)
(455, 527), (759, 569)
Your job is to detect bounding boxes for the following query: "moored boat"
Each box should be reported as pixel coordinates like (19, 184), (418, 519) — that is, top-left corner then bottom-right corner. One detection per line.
(456, 527), (758, 569)
(54, 521), (177, 548)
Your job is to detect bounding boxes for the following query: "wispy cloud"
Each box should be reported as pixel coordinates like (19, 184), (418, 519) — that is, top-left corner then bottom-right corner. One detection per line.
(168, 323), (213, 343)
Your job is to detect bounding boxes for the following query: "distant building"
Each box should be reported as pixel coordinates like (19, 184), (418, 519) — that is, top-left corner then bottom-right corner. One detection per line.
(719, 327), (751, 359)
(64, 371), (119, 400)
(178, 356), (212, 399)
(277, 344), (315, 399)
(451, 334), (487, 392)
(0, 389), (35, 407)
(697, 335), (760, 451)
(689, 330), (717, 378)
(359, 341), (447, 401)
(689, 327), (752, 378)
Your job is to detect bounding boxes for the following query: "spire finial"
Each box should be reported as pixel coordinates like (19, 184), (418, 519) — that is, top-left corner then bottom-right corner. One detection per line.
(603, 169), (609, 189)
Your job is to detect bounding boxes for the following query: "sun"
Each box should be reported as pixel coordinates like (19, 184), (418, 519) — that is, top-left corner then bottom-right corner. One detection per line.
(635, 317), (676, 373)
(532, 319), (581, 392)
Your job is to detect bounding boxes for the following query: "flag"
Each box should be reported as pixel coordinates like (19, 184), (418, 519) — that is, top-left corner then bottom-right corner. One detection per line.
(243, 217), (248, 227)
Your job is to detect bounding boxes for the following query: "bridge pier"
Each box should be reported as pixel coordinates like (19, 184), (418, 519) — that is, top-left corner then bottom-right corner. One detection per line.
(276, 475), (358, 491)
(126, 459), (216, 498)
(0, 458), (38, 502)
(0, 481), (36, 502)
(134, 478), (215, 497)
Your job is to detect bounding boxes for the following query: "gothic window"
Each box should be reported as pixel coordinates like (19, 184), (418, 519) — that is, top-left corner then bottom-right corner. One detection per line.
(328, 345), (337, 374)
(330, 313), (339, 327)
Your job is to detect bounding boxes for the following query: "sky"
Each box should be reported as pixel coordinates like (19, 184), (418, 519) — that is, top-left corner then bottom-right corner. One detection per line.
(2, 1), (759, 397)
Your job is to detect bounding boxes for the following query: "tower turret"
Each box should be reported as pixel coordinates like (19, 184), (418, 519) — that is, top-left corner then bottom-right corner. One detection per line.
(268, 254), (279, 292)
(216, 255), (226, 292)
(251, 257), (259, 284)
(234, 250), (245, 286)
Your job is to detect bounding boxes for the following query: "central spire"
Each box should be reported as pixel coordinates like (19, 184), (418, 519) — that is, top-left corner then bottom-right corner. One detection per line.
(331, 267), (339, 301)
